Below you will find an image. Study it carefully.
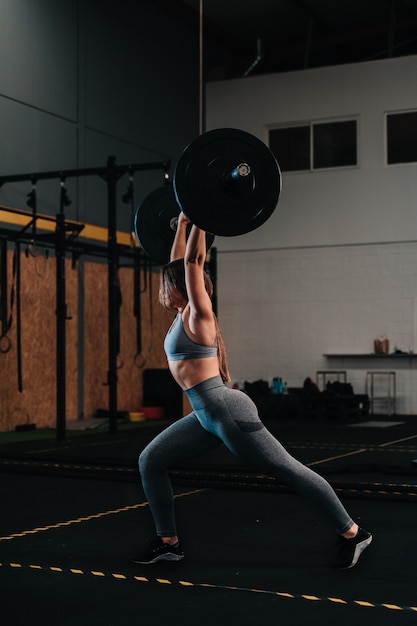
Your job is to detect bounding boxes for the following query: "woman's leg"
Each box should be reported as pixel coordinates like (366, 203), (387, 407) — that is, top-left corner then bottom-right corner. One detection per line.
(231, 424), (354, 534)
(139, 412), (221, 537)
(188, 382), (354, 535)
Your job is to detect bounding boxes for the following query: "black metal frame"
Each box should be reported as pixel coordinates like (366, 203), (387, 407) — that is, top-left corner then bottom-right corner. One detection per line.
(0, 156), (170, 441)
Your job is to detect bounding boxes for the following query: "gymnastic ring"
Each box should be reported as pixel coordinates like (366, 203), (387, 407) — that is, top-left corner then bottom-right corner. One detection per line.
(134, 352), (146, 369)
(0, 334), (12, 354)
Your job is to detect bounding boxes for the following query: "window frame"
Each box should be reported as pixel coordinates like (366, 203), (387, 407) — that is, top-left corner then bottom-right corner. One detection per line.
(267, 116), (359, 173)
(385, 109), (417, 166)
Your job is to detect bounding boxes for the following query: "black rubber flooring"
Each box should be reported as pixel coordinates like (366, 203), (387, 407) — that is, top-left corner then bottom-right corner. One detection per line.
(1, 415), (417, 625)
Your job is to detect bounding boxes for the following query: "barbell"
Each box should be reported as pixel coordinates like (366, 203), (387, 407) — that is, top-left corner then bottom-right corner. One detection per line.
(134, 128), (281, 264)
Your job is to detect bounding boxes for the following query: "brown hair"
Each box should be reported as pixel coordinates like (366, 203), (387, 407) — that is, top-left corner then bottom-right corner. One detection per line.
(159, 259), (231, 383)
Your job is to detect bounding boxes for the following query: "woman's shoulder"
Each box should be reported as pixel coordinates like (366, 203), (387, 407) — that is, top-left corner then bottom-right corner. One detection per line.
(183, 307), (217, 345)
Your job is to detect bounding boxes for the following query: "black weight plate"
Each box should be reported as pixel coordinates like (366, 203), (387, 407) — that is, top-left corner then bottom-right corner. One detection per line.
(173, 128), (282, 237)
(134, 185), (214, 265)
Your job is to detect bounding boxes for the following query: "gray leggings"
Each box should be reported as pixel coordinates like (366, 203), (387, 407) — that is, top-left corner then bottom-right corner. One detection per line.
(139, 375), (354, 537)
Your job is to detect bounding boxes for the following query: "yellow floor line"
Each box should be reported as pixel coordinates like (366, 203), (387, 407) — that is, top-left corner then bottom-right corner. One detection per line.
(304, 431), (417, 468)
(0, 488), (206, 542)
(378, 433), (417, 447)
(307, 448), (368, 467)
(1, 560), (416, 614)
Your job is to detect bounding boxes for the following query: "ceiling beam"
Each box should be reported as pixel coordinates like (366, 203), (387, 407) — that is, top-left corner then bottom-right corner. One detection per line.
(265, 12), (417, 71)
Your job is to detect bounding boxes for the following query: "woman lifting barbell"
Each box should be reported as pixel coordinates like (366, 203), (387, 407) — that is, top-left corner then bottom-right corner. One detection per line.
(133, 212), (372, 569)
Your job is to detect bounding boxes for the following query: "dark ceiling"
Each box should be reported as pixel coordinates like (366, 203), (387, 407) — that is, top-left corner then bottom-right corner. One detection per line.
(163, 0), (417, 79)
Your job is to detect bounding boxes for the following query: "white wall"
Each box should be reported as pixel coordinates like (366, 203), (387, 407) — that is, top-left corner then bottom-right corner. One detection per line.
(207, 56), (417, 251)
(206, 56), (417, 415)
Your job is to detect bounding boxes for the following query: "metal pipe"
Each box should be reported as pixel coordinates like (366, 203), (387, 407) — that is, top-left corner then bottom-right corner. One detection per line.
(199, 0), (204, 135)
(243, 37), (263, 77)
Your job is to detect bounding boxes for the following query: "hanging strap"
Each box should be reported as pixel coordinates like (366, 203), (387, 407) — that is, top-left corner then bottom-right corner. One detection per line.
(0, 239), (16, 354)
(146, 257), (154, 355)
(114, 268), (123, 369)
(133, 246), (146, 368)
(15, 241), (23, 391)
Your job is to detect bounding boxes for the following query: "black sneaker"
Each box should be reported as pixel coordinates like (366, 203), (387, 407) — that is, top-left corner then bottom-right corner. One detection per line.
(336, 527), (372, 568)
(132, 537), (184, 565)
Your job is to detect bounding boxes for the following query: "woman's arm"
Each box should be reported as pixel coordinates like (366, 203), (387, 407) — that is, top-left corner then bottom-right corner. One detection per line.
(170, 212), (190, 262)
(184, 224), (214, 340)
(184, 221), (206, 268)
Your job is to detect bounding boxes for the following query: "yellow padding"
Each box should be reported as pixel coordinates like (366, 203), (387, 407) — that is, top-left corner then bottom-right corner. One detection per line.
(0, 205), (136, 246)
(128, 412), (146, 422)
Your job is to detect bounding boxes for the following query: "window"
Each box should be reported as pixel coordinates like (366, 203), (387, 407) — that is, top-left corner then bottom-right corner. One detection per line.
(269, 125), (310, 172)
(269, 119), (357, 172)
(313, 120), (357, 168)
(387, 111), (417, 164)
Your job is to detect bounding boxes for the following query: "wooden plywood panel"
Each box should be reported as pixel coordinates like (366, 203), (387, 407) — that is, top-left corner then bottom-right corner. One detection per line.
(0, 250), (180, 430)
(83, 262), (108, 418)
(83, 263), (173, 417)
(0, 249), (78, 431)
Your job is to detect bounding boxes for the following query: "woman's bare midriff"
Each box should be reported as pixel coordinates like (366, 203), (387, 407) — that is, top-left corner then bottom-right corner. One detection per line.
(168, 356), (220, 390)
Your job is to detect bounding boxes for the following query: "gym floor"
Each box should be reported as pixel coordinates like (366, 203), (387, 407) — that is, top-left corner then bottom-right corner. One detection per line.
(1, 414), (417, 626)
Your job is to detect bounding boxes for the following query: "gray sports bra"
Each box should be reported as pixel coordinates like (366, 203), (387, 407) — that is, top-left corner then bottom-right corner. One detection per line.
(164, 315), (218, 361)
